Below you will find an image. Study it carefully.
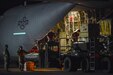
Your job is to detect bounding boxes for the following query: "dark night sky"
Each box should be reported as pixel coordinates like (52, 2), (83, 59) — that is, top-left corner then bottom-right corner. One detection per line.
(0, 0), (23, 15)
(0, 0), (113, 15)
(0, 0), (43, 15)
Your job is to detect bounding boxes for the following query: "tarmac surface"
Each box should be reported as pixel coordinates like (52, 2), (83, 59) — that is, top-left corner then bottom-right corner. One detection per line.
(0, 68), (113, 75)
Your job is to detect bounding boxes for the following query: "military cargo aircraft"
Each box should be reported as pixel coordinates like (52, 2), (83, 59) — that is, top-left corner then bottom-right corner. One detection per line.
(0, 2), (74, 66)
(0, 0), (113, 67)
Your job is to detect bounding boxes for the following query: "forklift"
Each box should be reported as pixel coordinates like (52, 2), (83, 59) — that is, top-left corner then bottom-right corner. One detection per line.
(38, 10), (113, 72)
(62, 22), (113, 73)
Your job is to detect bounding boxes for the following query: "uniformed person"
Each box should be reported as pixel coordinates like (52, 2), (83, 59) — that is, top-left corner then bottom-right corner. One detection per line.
(72, 29), (80, 42)
(72, 29), (80, 49)
(47, 30), (56, 42)
(3, 44), (10, 72)
(17, 46), (27, 71)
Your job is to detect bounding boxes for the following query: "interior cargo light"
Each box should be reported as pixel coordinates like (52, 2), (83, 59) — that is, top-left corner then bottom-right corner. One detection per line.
(13, 32), (26, 35)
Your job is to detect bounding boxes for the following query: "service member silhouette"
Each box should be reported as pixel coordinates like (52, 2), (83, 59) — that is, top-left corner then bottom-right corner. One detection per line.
(17, 46), (27, 71)
(3, 44), (10, 72)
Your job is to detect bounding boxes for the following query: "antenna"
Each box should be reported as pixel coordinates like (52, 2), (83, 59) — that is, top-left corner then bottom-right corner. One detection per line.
(24, 0), (27, 7)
